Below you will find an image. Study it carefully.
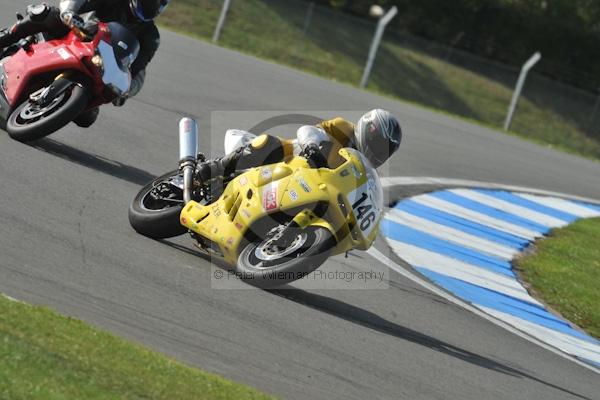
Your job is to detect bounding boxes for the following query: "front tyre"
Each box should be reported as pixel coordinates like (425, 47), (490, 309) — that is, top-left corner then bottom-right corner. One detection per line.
(237, 226), (335, 288)
(129, 170), (188, 239)
(7, 83), (88, 142)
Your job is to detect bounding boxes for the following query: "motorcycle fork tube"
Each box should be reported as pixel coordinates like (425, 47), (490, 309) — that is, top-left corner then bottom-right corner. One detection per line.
(32, 73), (75, 106)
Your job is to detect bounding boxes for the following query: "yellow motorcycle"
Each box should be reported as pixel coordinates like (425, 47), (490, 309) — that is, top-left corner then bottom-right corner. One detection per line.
(129, 118), (383, 287)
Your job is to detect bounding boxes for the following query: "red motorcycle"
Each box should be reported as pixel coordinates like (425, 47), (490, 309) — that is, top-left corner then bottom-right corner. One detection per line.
(0, 12), (139, 142)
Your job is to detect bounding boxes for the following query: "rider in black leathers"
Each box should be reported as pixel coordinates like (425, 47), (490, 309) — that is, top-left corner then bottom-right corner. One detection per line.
(0, 0), (169, 127)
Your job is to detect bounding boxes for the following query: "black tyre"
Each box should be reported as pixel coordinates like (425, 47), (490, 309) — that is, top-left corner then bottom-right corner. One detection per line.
(129, 170), (188, 239)
(7, 83), (88, 142)
(237, 226), (336, 288)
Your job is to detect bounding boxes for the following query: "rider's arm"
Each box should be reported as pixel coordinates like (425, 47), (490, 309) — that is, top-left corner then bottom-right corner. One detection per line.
(231, 126), (331, 172)
(196, 135), (293, 182)
(316, 118), (357, 167)
(318, 117), (356, 148)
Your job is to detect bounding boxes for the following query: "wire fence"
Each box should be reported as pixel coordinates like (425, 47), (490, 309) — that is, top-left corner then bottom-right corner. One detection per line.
(160, 0), (600, 156)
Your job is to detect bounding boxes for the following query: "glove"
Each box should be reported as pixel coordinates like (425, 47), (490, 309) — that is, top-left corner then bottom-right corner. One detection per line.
(112, 96), (127, 107)
(301, 143), (328, 168)
(60, 11), (84, 30)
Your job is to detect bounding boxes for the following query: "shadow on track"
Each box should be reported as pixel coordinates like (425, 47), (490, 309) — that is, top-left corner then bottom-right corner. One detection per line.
(31, 138), (156, 186)
(267, 288), (591, 400)
(156, 239), (590, 399)
(157, 240), (233, 271)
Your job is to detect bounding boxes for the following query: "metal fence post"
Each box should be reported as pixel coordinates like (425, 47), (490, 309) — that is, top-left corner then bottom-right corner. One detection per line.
(588, 89), (600, 135)
(213, 0), (232, 44)
(360, 6), (398, 88)
(503, 51), (541, 131)
(303, 2), (315, 35)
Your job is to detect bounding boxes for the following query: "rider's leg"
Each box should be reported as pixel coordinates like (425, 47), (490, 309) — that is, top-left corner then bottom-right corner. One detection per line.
(196, 134), (292, 182)
(235, 134), (291, 169)
(0, 5), (66, 49)
(73, 107), (99, 128)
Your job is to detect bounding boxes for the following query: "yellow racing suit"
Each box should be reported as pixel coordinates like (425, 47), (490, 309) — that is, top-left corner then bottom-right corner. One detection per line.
(197, 118), (357, 181)
(236, 117), (356, 170)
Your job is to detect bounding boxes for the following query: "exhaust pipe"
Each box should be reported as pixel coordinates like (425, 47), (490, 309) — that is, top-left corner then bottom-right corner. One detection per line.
(179, 117), (198, 204)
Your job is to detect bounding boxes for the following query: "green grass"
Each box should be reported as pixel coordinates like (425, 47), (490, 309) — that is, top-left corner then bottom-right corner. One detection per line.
(515, 218), (600, 339)
(0, 294), (274, 400)
(158, 0), (600, 161)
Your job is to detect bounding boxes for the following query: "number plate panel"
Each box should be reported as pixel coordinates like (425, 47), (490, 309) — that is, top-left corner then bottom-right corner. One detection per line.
(347, 178), (382, 238)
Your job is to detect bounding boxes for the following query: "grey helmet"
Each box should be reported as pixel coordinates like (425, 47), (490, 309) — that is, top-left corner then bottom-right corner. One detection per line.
(355, 109), (402, 168)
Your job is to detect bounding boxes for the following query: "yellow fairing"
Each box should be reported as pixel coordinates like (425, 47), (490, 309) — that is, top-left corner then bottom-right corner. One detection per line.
(179, 148), (383, 265)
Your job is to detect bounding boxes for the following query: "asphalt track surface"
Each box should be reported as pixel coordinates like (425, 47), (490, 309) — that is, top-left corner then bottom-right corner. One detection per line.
(2, 2), (600, 398)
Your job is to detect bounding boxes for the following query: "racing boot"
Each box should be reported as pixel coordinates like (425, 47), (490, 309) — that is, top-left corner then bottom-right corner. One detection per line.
(195, 147), (245, 182)
(73, 107), (100, 128)
(196, 157), (229, 183)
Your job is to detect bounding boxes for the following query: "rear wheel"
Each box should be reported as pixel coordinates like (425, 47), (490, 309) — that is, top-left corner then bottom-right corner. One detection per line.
(129, 170), (189, 239)
(237, 226), (335, 288)
(7, 82), (88, 142)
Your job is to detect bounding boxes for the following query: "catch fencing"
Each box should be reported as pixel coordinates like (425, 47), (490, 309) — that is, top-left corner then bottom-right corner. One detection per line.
(161, 0), (600, 154)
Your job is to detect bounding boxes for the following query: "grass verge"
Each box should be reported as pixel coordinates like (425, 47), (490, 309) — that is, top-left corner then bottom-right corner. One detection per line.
(0, 294), (274, 400)
(515, 218), (600, 339)
(158, 0), (600, 161)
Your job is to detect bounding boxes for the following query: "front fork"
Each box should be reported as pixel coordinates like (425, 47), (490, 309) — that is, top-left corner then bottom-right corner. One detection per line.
(29, 73), (78, 106)
(271, 209), (336, 249)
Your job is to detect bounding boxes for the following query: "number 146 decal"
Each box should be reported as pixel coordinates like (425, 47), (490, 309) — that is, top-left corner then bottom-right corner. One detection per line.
(348, 180), (381, 237)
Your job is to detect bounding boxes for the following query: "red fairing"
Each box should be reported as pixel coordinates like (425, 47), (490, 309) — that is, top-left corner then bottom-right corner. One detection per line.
(2, 27), (108, 106)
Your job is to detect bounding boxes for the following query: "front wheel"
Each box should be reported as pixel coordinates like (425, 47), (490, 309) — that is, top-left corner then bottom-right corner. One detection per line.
(129, 170), (189, 239)
(237, 226), (336, 288)
(7, 83), (88, 142)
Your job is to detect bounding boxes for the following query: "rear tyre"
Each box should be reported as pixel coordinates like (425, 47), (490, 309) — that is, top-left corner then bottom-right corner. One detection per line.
(237, 226), (335, 288)
(7, 83), (88, 142)
(129, 170), (188, 239)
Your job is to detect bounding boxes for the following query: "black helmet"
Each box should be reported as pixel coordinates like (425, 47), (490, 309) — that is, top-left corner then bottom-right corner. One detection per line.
(129, 0), (170, 22)
(355, 109), (402, 168)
